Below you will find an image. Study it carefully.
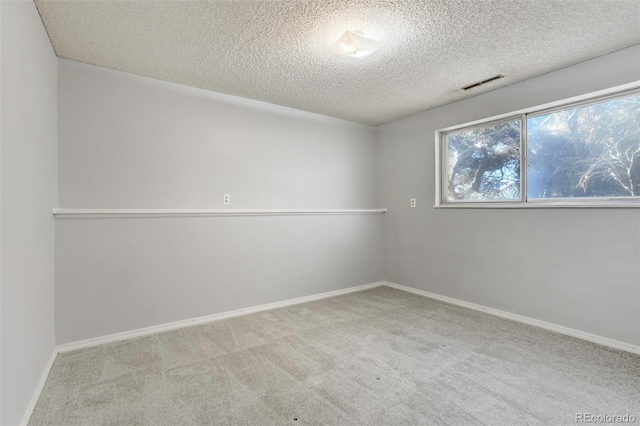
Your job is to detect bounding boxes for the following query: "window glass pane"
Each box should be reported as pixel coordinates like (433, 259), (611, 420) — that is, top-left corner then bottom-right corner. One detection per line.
(446, 119), (521, 201)
(527, 93), (640, 199)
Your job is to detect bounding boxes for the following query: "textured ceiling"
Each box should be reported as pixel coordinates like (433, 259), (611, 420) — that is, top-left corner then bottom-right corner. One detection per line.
(35, 0), (640, 126)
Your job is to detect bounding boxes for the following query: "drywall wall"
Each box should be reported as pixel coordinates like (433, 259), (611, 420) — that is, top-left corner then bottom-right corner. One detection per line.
(376, 45), (640, 346)
(0, 1), (58, 424)
(56, 60), (382, 344)
(58, 60), (377, 209)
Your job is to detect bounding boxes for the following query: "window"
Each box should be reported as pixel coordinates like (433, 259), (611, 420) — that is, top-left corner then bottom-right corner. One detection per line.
(437, 86), (640, 207)
(445, 118), (521, 202)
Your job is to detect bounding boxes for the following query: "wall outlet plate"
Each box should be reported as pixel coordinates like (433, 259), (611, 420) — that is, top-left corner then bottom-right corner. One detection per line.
(223, 194), (231, 205)
(410, 198), (416, 208)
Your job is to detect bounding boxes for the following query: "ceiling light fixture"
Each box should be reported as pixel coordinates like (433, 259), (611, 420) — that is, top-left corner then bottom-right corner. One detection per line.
(331, 30), (379, 58)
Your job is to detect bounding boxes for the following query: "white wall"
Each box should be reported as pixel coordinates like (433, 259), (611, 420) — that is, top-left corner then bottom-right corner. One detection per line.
(376, 45), (640, 346)
(0, 1), (58, 424)
(58, 60), (377, 209)
(56, 60), (383, 344)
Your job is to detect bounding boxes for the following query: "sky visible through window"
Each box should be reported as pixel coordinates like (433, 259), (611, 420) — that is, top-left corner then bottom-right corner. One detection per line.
(445, 92), (640, 202)
(527, 94), (640, 198)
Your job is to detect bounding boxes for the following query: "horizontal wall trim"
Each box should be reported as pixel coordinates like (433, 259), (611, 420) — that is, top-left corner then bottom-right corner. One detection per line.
(57, 281), (386, 353)
(384, 281), (640, 355)
(52, 208), (387, 219)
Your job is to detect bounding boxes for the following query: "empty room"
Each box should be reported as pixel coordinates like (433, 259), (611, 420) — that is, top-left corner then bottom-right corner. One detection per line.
(1, 0), (639, 425)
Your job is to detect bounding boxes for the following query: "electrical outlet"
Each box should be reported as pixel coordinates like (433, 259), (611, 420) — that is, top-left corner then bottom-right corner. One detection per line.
(223, 194), (231, 205)
(410, 198), (416, 208)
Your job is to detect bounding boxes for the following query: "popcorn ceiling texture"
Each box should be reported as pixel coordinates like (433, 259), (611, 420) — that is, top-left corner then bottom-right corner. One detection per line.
(35, 0), (640, 126)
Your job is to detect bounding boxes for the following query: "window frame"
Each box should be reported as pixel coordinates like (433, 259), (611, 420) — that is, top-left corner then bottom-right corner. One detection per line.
(435, 82), (640, 208)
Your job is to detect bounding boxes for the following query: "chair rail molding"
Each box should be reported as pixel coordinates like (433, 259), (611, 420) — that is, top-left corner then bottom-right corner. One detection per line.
(52, 208), (388, 219)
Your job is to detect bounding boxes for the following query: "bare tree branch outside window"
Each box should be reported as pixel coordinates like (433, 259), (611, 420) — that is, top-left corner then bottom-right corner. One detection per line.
(444, 92), (640, 202)
(527, 95), (640, 198)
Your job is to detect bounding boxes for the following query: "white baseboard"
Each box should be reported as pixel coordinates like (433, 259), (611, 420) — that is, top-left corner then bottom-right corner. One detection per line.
(20, 349), (58, 426)
(384, 281), (640, 355)
(21, 281), (384, 424)
(20, 279), (639, 424)
(57, 281), (386, 353)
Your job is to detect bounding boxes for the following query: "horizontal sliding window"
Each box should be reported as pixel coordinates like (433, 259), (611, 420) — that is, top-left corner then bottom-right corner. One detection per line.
(527, 93), (640, 199)
(438, 86), (640, 207)
(446, 119), (521, 201)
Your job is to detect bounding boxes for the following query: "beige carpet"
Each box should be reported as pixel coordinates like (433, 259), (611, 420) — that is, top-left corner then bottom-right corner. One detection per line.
(30, 286), (640, 425)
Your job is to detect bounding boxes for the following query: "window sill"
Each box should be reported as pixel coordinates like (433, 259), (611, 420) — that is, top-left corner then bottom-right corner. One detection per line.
(434, 202), (640, 209)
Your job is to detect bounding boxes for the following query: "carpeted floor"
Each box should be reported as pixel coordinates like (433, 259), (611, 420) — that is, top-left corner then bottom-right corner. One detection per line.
(30, 286), (640, 425)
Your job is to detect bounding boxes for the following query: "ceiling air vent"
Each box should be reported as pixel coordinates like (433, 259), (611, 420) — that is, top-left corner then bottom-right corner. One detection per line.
(461, 74), (505, 91)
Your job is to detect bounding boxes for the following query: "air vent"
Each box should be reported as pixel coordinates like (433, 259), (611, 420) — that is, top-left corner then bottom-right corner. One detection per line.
(461, 74), (505, 91)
